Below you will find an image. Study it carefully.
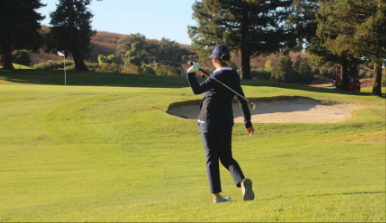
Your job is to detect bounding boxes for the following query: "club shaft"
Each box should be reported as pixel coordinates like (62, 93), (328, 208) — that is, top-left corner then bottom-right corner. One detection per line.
(199, 68), (251, 103)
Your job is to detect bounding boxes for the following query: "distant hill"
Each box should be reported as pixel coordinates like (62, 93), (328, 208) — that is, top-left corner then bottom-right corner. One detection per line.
(30, 25), (309, 69)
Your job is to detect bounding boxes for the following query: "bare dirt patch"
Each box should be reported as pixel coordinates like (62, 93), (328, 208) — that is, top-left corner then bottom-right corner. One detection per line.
(167, 97), (364, 123)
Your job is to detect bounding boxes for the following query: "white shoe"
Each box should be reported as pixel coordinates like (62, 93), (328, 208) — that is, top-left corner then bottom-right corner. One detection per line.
(213, 196), (231, 203)
(242, 178), (255, 201)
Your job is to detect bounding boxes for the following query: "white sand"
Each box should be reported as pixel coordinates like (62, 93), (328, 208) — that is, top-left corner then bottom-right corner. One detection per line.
(167, 99), (364, 123)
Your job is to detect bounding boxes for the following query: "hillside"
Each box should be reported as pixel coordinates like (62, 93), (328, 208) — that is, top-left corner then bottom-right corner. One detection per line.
(29, 26), (309, 69)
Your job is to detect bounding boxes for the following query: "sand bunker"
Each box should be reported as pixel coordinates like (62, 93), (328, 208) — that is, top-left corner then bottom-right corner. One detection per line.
(167, 98), (364, 123)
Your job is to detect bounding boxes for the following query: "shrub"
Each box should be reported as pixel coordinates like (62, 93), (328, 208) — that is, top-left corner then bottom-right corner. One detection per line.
(33, 60), (74, 70)
(293, 55), (302, 71)
(296, 58), (314, 84)
(366, 71), (374, 78)
(139, 64), (156, 75)
(98, 54), (117, 65)
(125, 64), (140, 74)
(382, 73), (386, 87)
(319, 66), (334, 78)
(95, 64), (119, 73)
(250, 68), (271, 80)
(12, 50), (31, 66)
(264, 59), (272, 69)
(271, 55), (296, 82)
(311, 66), (320, 75)
(358, 70), (367, 79)
(86, 62), (100, 71)
(57, 64), (75, 71)
(156, 65), (179, 76)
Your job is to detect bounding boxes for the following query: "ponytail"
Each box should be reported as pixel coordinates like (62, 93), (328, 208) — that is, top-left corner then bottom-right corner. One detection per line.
(219, 53), (231, 66)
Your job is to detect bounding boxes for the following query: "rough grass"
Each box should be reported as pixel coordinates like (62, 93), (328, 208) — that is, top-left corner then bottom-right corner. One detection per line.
(0, 70), (385, 222)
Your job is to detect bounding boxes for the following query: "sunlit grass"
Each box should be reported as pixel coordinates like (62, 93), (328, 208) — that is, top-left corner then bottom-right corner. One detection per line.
(0, 70), (384, 222)
(12, 63), (34, 69)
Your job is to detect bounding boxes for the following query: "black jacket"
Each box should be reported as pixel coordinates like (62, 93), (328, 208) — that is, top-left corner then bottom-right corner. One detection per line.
(187, 67), (252, 128)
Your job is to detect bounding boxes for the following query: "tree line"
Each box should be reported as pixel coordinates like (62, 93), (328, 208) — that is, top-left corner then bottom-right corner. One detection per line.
(0, 0), (385, 96)
(189, 0), (385, 96)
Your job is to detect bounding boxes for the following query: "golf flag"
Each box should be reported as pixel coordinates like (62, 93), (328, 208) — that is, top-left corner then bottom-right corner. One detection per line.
(57, 50), (66, 86)
(57, 50), (65, 57)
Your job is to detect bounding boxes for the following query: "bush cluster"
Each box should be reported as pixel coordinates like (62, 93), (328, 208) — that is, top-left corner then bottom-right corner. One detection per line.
(12, 50), (31, 66)
(140, 64), (156, 75)
(250, 68), (271, 80)
(271, 55), (314, 84)
(33, 60), (102, 71)
(155, 65), (181, 76)
(358, 70), (367, 79)
(319, 66), (334, 78)
(95, 64), (119, 73)
(86, 63), (100, 70)
(34, 60), (74, 70)
(366, 71), (374, 78)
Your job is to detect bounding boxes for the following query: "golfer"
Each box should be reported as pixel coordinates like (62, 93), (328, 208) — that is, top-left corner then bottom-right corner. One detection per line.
(186, 45), (255, 203)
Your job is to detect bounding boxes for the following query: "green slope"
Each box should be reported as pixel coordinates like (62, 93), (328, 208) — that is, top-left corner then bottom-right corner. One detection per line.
(0, 70), (384, 222)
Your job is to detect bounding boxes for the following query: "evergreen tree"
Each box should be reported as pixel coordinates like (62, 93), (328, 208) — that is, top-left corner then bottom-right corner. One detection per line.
(271, 55), (295, 82)
(287, 0), (319, 49)
(315, 0), (384, 91)
(288, 0), (352, 85)
(297, 57), (314, 84)
(293, 55), (302, 71)
(188, 0), (295, 80)
(0, 0), (45, 69)
(344, 0), (385, 96)
(46, 0), (95, 71)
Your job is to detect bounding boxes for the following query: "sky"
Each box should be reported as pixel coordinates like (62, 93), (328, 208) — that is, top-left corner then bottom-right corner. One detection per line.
(37, 0), (198, 45)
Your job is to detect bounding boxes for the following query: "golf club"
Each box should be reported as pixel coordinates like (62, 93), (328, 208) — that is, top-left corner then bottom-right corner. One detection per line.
(188, 61), (256, 110)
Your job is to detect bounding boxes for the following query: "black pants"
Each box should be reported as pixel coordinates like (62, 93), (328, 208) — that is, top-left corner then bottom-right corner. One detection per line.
(199, 122), (245, 193)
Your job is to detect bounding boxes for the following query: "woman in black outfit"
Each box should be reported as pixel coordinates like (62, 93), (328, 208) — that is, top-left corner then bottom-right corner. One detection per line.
(186, 45), (255, 203)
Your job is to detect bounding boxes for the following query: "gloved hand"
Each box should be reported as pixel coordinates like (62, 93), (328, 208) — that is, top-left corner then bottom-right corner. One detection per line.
(187, 62), (200, 73)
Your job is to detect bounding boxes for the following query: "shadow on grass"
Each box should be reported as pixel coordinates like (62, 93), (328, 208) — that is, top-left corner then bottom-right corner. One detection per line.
(240, 79), (379, 97)
(307, 191), (385, 197)
(0, 69), (383, 98)
(0, 69), (190, 88)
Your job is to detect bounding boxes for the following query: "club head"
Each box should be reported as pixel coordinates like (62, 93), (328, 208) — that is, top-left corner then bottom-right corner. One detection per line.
(249, 102), (256, 110)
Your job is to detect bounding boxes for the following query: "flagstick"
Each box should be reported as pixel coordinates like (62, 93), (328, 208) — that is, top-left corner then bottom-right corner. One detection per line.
(64, 56), (66, 86)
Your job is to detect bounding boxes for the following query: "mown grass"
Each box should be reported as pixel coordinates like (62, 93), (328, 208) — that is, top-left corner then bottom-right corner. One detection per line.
(12, 63), (34, 69)
(0, 70), (385, 222)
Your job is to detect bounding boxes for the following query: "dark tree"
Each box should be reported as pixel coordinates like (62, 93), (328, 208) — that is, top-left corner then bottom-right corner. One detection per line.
(46, 0), (95, 71)
(188, 0), (295, 80)
(316, 0), (386, 94)
(297, 57), (314, 84)
(287, 0), (319, 49)
(347, 0), (385, 96)
(0, 0), (45, 69)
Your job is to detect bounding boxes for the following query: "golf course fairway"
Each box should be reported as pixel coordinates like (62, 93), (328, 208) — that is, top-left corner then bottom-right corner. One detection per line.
(0, 70), (385, 222)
